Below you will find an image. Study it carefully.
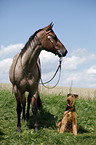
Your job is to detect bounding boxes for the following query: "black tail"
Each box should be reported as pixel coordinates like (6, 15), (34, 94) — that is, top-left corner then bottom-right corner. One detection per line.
(37, 94), (42, 110)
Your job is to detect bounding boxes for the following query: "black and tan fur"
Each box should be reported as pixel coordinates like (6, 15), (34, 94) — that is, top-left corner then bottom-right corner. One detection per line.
(57, 94), (78, 135)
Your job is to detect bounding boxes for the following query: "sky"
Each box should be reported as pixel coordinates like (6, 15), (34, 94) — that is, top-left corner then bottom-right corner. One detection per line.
(0, 0), (96, 88)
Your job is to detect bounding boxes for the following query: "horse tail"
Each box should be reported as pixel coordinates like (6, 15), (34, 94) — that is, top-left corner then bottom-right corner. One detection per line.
(37, 93), (42, 110)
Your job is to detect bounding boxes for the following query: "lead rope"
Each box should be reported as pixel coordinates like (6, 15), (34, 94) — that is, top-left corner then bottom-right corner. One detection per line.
(40, 58), (62, 89)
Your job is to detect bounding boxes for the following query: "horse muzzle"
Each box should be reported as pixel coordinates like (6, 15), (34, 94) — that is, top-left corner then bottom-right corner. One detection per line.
(57, 49), (68, 57)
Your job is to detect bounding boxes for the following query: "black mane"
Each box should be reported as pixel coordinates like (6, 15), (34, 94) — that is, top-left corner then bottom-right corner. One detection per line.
(21, 28), (43, 56)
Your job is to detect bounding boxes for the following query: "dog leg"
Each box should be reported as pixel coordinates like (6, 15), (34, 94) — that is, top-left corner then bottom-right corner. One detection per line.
(72, 113), (77, 135)
(60, 115), (68, 133)
(73, 123), (77, 135)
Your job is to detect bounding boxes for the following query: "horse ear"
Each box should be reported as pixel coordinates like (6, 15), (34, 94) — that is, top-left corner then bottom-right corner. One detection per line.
(44, 22), (54, 30)
(50, 22), (54, 27)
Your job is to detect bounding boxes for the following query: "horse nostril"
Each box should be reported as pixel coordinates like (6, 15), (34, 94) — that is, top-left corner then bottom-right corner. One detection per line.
(63, 50), (68, 56)
(57, 49), (68, 57)
(57, 49), (63, 57)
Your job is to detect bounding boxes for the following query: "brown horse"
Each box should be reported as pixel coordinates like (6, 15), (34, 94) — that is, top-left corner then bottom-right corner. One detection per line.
(9, 23), (68, 132)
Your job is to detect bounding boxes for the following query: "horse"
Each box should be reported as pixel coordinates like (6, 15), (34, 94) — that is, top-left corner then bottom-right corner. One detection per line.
(9, 23), (68, 132)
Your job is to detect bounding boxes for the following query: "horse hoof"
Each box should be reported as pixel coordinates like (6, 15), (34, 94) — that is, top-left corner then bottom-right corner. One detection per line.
(22, 117), (26, 122)
(35, 127), (38, 132)
(16, 127), (22, 132)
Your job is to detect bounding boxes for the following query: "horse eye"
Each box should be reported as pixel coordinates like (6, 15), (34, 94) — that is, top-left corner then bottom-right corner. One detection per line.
(51, 35), (57, 42)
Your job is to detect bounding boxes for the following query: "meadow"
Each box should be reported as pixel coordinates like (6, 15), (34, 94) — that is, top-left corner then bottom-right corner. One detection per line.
(0, 83), (96, 145)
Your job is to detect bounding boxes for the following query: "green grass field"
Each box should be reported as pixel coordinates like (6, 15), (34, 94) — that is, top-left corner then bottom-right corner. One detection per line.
(0, 84), (96, 145)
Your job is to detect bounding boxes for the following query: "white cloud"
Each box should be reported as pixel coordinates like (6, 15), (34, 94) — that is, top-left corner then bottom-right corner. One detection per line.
(71, 48), (96, 62)
(87, 65), (96, 74)
(62, 55), (86, 70)
(71, 48), (87, 56)
(40, 50), (58, 63)
(0, 58), (13, 83)
(0, 44), (24, 60)
(0, 58), (12, 71)
(40, 50), (59, 74)
(0, 44), (23, 83)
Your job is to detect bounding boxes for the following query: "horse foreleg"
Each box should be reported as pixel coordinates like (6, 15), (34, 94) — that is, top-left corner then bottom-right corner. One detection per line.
(32, 95), (38, 132)
(14, 86), (22, 132)
(26, 93), (31, 120)
(22, 93), (26, 122)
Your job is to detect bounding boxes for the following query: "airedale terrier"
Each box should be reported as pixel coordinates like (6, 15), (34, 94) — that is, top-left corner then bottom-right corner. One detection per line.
(57, 94), (78, 135)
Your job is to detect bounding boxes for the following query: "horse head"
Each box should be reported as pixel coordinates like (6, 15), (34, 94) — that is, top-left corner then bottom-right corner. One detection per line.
(37, 23), (68, 57)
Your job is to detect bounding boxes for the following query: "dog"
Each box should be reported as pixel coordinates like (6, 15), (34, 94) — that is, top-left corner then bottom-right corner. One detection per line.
(57, 94), (78, 135)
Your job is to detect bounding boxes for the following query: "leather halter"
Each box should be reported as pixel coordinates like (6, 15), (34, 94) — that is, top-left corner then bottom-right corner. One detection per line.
(35, 30), (62, 89)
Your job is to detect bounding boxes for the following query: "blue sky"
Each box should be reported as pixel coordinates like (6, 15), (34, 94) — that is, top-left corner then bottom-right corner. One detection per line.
(0, 0), (96, 88)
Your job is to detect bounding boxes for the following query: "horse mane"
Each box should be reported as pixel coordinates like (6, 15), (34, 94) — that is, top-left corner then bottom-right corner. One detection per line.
(20, 28), (43, 56)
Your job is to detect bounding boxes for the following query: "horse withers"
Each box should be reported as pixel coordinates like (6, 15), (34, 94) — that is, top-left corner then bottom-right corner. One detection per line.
(9, 23), (68, 132)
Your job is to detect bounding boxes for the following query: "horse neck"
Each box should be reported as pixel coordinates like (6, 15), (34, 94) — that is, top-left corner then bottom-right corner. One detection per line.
(21, 37), (42, 68)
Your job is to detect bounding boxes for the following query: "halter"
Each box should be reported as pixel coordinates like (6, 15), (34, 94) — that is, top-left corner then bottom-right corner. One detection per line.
(37, 29), (59, 55)
(37, 30), (63, 88)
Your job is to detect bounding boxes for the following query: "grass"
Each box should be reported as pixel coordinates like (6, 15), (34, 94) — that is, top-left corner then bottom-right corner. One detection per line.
(0, 85), (96, 144)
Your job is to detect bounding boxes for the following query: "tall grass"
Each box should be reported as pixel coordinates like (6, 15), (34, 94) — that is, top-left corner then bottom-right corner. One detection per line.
(0, 84), (96, 144)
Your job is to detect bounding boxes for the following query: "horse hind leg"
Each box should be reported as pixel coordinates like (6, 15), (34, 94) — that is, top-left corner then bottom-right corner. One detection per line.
(22, 93), (26, 122)
(26, 93), (32, 120)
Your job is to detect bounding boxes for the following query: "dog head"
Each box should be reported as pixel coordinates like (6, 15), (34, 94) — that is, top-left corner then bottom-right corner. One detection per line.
(67, 94), (78, 108)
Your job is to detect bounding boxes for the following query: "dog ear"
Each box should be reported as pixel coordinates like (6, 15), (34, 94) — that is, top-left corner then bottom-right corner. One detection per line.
(67, 93), (71, 97)
(74, 94), (78, 98)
